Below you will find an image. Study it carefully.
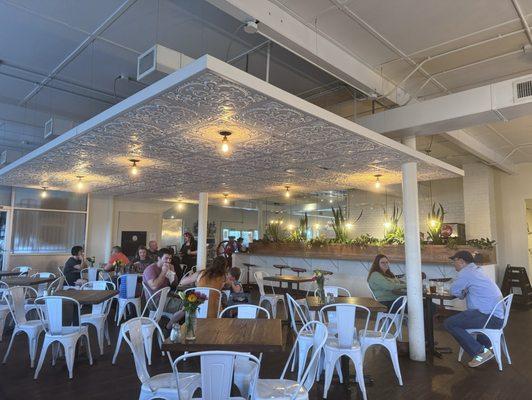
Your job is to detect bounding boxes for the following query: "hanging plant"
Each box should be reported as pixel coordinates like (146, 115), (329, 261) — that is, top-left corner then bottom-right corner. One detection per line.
(426, 202), (446, 245)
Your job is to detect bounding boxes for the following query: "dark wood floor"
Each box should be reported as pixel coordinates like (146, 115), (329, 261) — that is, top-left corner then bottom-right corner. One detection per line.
(0, 299), (531, 399)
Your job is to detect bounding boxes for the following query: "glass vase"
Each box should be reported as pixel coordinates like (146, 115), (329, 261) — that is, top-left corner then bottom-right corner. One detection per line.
(317, 278), (326, 304)
(185, 310), (197, 340)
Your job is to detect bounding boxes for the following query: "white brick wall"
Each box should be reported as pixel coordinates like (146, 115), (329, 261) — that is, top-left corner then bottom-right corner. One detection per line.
(347, 178), (465, 238)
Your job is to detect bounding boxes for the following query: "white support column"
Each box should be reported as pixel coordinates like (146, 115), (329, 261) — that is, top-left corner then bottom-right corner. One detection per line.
(197, 192), (209, 270)
(401, 136), (426, 362)
(257, 201), (264, 239)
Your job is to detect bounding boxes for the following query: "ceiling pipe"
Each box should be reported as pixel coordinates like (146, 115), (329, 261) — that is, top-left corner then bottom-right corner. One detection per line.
(511, 0), (532, 45)
(18, 0), (138, 106)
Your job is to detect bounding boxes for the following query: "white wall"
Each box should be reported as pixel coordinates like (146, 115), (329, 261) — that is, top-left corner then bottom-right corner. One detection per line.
(494, 163), (532, 275)
(347, 177), (465, 238)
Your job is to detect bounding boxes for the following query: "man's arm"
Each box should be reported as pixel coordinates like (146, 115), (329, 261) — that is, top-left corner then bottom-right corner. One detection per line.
(450, 270), (470, 299)
(148, 265), (169, 291)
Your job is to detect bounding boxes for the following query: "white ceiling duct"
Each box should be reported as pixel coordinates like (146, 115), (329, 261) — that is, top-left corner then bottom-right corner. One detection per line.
(137, 44), (195, 84)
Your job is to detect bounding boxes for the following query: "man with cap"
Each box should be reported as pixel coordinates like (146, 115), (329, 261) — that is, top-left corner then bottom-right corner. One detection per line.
(444, 250), (504, 368)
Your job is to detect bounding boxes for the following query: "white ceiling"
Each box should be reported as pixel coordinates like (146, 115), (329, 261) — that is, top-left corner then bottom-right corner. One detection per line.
(2, 0), (532, 173)
(0, 56), (461, 201)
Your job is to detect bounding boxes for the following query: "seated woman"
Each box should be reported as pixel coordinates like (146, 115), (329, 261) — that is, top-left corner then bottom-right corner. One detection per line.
(224, 267), (249, 306)
(130, 245), (151, 273)
(166, 256), (228, 328)
(367, 254), (406, 311)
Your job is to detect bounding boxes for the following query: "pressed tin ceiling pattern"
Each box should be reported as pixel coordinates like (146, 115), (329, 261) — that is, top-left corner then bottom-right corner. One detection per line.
(0, 56), (462, 201)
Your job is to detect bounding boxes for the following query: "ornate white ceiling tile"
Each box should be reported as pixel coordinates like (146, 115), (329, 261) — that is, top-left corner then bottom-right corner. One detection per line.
(0, 56), (462, 200)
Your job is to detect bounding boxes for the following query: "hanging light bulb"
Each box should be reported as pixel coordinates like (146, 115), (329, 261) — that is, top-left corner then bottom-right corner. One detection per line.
(219, 131), (232, 154)
(40, 187), (48, 199)
(429, 219), (438, 228)
(383, 221), (392, 230)
(176, 200), (184, 211)
(76, 176), (84, 191)
(374, 174), (382, 189)
(223, 193), (229, 204)
(129, 159), (140, 176)
(284, 186), (290, 198)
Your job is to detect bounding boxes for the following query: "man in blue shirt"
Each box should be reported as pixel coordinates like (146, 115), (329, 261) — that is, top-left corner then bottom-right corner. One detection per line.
(444, 251), (504, 367)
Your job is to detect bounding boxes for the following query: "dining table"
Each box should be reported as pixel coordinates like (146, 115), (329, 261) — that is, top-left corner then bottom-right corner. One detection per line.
(55, 289), (118, 305)
(2, 276), (55, 287)
(263, 274), (315, 291)
(161, 318), (284, 353)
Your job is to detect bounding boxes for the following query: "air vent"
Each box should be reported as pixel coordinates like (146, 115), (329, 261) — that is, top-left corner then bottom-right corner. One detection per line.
(513, 78), (532, 103)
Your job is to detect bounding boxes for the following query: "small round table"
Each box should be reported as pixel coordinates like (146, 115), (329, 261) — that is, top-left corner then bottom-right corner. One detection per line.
(290, 267), (307, 290)
(273, 265), (290, 287)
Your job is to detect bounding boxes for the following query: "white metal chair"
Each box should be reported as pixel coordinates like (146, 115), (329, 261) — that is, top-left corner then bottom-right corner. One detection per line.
(173, 350), (259, 400)
(178, 266), (196, 285)
(218, 304), (271, 319)
(254, 271), (286, 319)
(2, 286), (43, 368)
(218, 305), (270, 398)
(320, 304), (370, 400)
(313, 286), (351, 297)
(80, 267), (104, 282)
(13, 266), (32, 276)
(120, 317), (201, 400)
(0, 282), (10, 342)
(184, 287), (222, 318)
(80, 281), (115, 355)
(457, 294), (514, 370)
(366, 281), (405, 340)
(360, 295), (407, 386)
(253, 321), (328, 400)
(31, 272), (56, 297)
(286, 293), (315, 382)
(113, 286), (170, 365)
(116, 274), (142, 325)
(33, 296), (93, 379)
(47, 277), (65, 293)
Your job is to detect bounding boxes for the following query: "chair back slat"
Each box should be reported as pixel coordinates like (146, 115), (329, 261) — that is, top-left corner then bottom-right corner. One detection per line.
(253, 271), (267, 296)
(142, 287), (170, 322)
(7, 286), (30, 324)
(121, 318), (152, 385)
(286, 293), (310, 335)
(200, 353), (235, 399)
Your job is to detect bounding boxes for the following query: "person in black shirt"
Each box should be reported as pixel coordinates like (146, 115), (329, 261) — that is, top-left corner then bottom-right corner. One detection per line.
(179, 232), (197, 275)
(147, 240), (159, 262)
(64, 245), (88, 286)
(130, 245), (152, 273)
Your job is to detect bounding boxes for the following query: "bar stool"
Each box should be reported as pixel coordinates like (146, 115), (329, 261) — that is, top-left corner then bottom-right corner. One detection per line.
(273, 265), (289, 288)
(290, 267), (307, 290)
(242, 263), (257, 288)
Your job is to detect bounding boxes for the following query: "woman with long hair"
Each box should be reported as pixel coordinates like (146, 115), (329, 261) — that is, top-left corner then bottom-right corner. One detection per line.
(179, 232), (197, 274)
(131, 245), (151, 273)
(367, 254), (406, 310)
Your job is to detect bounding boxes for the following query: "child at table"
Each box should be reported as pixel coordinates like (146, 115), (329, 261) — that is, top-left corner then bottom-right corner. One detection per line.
(225, 267), (249, 307)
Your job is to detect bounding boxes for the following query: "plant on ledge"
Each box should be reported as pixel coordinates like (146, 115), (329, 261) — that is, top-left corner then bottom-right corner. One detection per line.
(288, 213), (309, 242)
(382, 202), (404, 245)
(331, 205), (363, 243)
(263, 220), (287, 242)
(466, 237), (496, 249)
(351, 234), (380, 247)
(426, 202), (445, 245)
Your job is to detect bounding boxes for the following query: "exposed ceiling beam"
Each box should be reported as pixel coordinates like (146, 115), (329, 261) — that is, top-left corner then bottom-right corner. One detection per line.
(206, 0), (409, 104)
(444, 129), (517, 174)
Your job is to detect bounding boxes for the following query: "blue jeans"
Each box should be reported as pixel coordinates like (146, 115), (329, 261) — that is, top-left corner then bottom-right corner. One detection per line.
(444, 309), (503, 357)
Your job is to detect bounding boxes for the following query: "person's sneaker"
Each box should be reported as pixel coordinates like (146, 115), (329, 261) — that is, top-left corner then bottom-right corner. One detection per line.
(468, 348), (494, 368)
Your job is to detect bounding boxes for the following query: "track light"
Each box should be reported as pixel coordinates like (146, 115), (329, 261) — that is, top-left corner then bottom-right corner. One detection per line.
(129, 159), (140, 176)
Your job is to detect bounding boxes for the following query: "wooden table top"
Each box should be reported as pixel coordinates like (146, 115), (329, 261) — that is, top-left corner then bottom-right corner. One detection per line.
(425, 291), (456, 301)
(54, 289), (118, 304)
(2, 276), (55, 286)
(161, 318), (283, 353)
(0, 271), (22, 278)
(263, 275), (315, 283)
(306, 296), (388, 312)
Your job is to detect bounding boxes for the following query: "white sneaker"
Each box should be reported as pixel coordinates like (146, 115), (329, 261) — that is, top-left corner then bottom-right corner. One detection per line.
(468, 348), (494, 368)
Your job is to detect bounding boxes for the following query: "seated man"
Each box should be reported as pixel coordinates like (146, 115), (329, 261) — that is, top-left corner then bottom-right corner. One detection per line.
(444, 250), (504, 368)
(64, 245), (88, 286)
(143, 248), (180, 313)
(103, 246), (130, 272)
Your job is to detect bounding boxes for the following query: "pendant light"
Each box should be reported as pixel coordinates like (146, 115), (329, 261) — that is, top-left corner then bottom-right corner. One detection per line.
(374, 174), (382, 189)
(40, 187), (48, 199)
(129, 159), (140, 176)
(284, 186), (290, 198)
(223, 193), (229, 204)
(76, 176), (84, 191)
(219, 131), (232, 154)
